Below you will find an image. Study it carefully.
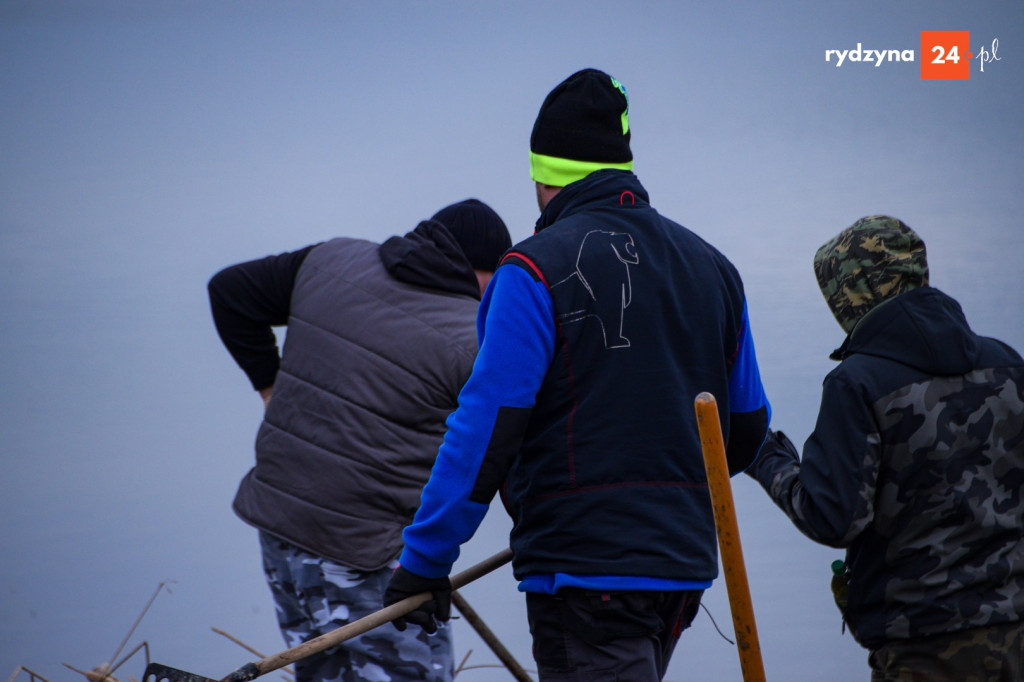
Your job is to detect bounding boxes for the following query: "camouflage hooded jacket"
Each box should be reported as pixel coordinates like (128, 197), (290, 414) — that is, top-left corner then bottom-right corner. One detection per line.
(751, 286), (1024, 649)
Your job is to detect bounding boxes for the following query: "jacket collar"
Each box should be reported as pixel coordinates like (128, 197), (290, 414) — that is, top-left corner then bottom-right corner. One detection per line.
(534, 169), (649, 233)
(828, 286), (978, 375)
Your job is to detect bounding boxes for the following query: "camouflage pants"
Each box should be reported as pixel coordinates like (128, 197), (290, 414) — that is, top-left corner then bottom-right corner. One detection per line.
(259, 532), (454, 682)
(868, 620), (1023, 682)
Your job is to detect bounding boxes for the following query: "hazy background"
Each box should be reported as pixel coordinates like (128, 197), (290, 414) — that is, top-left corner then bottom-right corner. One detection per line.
(2, 2), (1021, 680)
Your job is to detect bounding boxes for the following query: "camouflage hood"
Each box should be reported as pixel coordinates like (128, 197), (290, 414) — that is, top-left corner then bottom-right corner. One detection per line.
(813, 215), (929, 334)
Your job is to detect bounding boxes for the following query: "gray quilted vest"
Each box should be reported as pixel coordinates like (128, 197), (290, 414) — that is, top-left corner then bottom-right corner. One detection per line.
(233, 237), (479, 570)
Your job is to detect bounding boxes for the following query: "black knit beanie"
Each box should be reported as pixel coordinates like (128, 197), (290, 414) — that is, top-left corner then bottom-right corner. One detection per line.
(530, 68), (633, 187)
(430, 198), (512, 272)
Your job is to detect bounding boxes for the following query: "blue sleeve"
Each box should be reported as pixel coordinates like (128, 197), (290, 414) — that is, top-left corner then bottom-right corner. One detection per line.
(728, 301), (769, 415)
(725, 300), (771, 474)
(399, 264), (555, 578)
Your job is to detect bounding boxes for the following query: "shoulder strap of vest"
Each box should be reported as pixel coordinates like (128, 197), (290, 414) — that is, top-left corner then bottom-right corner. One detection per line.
(500, 251), (549, 288)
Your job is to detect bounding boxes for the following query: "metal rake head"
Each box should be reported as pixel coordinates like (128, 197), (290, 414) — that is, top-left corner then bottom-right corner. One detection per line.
(142, 663), (218, 682)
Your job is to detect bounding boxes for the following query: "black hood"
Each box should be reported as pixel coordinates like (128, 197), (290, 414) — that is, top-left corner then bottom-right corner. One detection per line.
(832, 286), (980, 375)
(378, 220), (480, 299)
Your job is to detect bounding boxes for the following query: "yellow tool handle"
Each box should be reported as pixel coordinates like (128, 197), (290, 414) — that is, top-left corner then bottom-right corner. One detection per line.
(695, 392), (766, 682)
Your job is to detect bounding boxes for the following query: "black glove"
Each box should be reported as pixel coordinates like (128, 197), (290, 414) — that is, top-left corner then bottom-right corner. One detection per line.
(767, 429), (799, 458)
(744, 428), (798, 480)
(383, 565), (452, 634)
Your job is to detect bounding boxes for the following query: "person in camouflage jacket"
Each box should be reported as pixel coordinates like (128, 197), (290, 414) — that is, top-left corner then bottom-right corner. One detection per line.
(750, 215), (1024, 680)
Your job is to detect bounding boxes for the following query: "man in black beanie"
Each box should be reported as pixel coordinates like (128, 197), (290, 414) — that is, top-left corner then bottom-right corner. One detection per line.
(208, 198), (510, 682)
(430, 197), (513, 294)
(386, 69), (772, 680)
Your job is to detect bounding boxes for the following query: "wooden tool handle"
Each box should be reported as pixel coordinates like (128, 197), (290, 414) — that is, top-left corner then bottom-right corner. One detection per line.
(695, 392), (765, 682)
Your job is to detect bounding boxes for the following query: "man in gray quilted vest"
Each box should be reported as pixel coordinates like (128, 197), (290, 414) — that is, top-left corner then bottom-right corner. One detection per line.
(750, 215), (1024, 680)
(208, 199), (511, 682)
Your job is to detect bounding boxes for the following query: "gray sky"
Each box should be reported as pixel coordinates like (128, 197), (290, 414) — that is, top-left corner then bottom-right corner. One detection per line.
(2, 2), (1022, 681)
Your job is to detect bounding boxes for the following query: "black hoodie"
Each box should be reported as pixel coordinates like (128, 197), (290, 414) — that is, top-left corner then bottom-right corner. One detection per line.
(209, 221), (479, 390)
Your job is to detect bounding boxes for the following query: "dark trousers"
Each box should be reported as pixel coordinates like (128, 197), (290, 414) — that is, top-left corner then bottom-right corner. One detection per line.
(526, 589), (703, 682)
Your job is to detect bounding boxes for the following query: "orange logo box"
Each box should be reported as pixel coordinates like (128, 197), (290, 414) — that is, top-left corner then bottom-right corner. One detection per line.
(921, 31), (971, 80)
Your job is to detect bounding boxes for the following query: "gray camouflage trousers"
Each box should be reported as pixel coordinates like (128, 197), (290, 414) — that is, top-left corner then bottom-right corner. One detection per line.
(259, 532), (454, 682)
(868, 619), (1023, 682)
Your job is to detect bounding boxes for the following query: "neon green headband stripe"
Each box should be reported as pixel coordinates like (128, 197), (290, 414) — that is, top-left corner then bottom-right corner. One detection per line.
(609, 76), (629, 134)
(530, 151), (633, 187)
